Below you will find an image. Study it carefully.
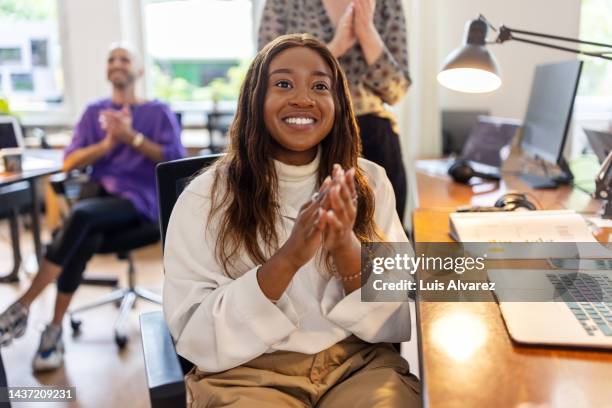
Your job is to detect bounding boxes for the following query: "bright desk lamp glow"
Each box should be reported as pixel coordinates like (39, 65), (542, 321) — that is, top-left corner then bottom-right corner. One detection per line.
(438, 18), (501, 93)
(439, 15), (612, 94)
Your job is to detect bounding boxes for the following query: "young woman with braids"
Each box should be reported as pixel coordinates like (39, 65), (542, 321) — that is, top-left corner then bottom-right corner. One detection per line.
(163, 34), (419, 407)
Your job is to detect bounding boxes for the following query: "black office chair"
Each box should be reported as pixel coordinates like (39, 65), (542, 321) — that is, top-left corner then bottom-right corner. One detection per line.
(48, 172), (162, 348)
(204, 110), (234, 154)
(0, 350), (8, 408)
(140, 154), (222, 408)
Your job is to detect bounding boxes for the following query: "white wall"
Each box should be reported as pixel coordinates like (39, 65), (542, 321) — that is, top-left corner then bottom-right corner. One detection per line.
(60, 0), (124, 123)
(37, 0), (143, 126)
(435, 0), (581, 120)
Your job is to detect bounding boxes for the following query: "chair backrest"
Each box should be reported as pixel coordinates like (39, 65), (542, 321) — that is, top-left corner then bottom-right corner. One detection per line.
(0, 350), (9, 407)
(155, 153), (223, 376)
(155, 154), (223, 247)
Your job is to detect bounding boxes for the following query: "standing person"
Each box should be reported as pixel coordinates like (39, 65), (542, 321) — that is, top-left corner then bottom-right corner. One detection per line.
(0, 43), (185, 371)
(164, 34), (419, 407)
(258, 0), (411, 220)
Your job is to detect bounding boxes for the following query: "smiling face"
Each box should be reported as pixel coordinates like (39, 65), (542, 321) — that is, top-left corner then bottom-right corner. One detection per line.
(264, 46), (335, 165)
(106, 47), (139, 89)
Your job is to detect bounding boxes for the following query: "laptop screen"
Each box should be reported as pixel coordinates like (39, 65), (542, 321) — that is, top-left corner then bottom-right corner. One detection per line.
(0, 121), (20, 149)
(461, 117), (521, 167)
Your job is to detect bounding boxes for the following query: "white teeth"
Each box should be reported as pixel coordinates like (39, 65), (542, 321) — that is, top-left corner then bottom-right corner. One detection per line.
(284, 117), (315, 125)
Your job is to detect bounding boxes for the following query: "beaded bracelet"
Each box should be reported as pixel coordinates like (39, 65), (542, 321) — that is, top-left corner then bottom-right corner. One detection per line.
(339, 271), (362, 282)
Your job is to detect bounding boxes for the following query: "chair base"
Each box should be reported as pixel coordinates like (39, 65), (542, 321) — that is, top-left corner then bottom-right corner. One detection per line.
(70, 286), (161, 349)
(69, 250), (161, 350)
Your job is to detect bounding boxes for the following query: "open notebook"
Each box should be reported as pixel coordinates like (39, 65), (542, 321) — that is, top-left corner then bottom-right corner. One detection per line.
(449, 210), (598, 243)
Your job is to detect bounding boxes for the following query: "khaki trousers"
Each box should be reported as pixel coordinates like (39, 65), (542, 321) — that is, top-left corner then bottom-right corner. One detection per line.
(185, 336), (421, 407)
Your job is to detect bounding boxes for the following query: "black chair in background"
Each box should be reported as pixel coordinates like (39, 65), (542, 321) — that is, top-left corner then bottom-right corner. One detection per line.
(141, 154), (222, 408)
(0, 350), (9, 408)
(204, 110), (234, 154)
(48, 173), (162, 348)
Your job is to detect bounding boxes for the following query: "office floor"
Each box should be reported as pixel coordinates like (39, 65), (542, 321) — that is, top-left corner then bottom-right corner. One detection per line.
(0, 219), (161, 408)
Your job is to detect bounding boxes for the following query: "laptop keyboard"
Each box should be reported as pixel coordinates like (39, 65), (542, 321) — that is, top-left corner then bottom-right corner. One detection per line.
(546, 273), (612, 337)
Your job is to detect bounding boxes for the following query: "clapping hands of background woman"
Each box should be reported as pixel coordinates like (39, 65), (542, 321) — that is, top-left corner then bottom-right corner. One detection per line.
(328, 0), (383, 64)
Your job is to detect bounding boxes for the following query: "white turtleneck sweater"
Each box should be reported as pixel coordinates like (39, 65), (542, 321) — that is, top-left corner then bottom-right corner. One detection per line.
(163, 153), (411, 373)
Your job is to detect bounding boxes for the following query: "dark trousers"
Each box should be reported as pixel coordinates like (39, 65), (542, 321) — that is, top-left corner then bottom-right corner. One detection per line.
(45, 192), (144, 294)
(357, 114), (407, 220)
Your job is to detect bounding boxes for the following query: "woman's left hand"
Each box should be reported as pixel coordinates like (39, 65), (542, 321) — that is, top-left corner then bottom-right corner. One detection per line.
(319, 165), (359, 256)
(353, 0), (376, 40)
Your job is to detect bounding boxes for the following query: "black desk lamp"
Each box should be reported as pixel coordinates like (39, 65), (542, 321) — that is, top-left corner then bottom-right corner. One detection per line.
(438, 14), (612, 93)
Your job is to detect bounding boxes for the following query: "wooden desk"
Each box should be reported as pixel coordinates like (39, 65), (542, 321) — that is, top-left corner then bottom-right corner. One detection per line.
(412, 163), (612, 408)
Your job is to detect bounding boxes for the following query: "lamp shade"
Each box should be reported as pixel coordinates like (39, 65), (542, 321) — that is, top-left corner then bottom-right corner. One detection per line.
(438, 18), (502, 93)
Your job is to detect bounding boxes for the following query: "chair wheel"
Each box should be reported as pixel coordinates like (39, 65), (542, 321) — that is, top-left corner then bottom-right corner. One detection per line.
(70, 318), (82, 333)
(115, 333), (128, 349)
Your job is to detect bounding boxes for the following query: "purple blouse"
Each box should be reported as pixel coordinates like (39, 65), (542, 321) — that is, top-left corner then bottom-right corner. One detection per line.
(65, 98), (185, 221)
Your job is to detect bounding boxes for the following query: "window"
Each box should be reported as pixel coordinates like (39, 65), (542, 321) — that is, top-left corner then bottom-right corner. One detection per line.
(578, 0), (612, 97)
(143, 0), (254, 104)
(10, 73), (34, 91)
(31, 39), (48, 67)
(0, 0), (64, 111)
(572, 0), (612, 156)
(0, 47), (22, 65)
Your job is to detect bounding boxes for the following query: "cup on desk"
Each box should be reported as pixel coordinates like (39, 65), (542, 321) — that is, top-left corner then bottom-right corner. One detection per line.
(1, 148), (24, 172)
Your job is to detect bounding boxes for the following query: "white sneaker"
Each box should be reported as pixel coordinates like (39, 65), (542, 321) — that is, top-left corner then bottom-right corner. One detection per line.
(32, 324), (64, 372)
(0, 302), (29, 347)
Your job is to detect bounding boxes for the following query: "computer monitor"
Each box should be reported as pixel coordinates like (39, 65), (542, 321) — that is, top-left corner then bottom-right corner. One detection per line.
(520, 60), (583, 189)
(0, 115), (24, 149)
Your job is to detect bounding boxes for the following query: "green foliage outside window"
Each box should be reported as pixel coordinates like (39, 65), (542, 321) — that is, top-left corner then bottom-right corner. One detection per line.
(0, 0), (56, 21)
(152, 59), (250, 102)
(579, 0), (612, 96)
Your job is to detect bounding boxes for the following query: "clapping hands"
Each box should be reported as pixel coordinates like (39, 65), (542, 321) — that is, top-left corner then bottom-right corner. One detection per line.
(353, 0), (376, 42)
(284, 164), (359, 272)
(317, 164), (359, 255)
(99, 105), (136, 149)
(329, 3), (357, 57)
(329, 0), (377, 58)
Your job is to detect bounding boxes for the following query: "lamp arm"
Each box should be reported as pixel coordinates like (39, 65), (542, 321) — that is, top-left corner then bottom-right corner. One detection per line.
(500, 26), (612, 49)
(509, 36), (612, 61)
(497, 25), (612, 61)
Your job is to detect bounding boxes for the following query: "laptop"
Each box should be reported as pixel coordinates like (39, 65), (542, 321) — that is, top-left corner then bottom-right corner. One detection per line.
(0, 115), (58, 171)
(584, 128), (612, 164)
(0, 115), (24, 149)
(417, 116), (522, 177)
(459, 116), (521, 176)
(488, 267), (612, 348)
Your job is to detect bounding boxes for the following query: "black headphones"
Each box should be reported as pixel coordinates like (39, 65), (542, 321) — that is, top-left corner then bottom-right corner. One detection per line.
(457, 193), (537, 212)
(494, 193), (537, 211)
(448, 159), (501, 184)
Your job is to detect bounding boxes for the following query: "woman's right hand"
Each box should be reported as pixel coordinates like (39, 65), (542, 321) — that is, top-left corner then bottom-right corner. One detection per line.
(328, 3), (357, 58)
(280, 177), (332, 270)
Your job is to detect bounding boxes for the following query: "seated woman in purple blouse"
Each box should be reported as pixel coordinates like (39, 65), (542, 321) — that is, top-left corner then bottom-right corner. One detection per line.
(0, 43), (185, 371)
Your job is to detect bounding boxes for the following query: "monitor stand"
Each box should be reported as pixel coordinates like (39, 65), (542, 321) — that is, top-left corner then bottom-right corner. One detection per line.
(519, 157), (573, 189)
(519, 173), (558, 189)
